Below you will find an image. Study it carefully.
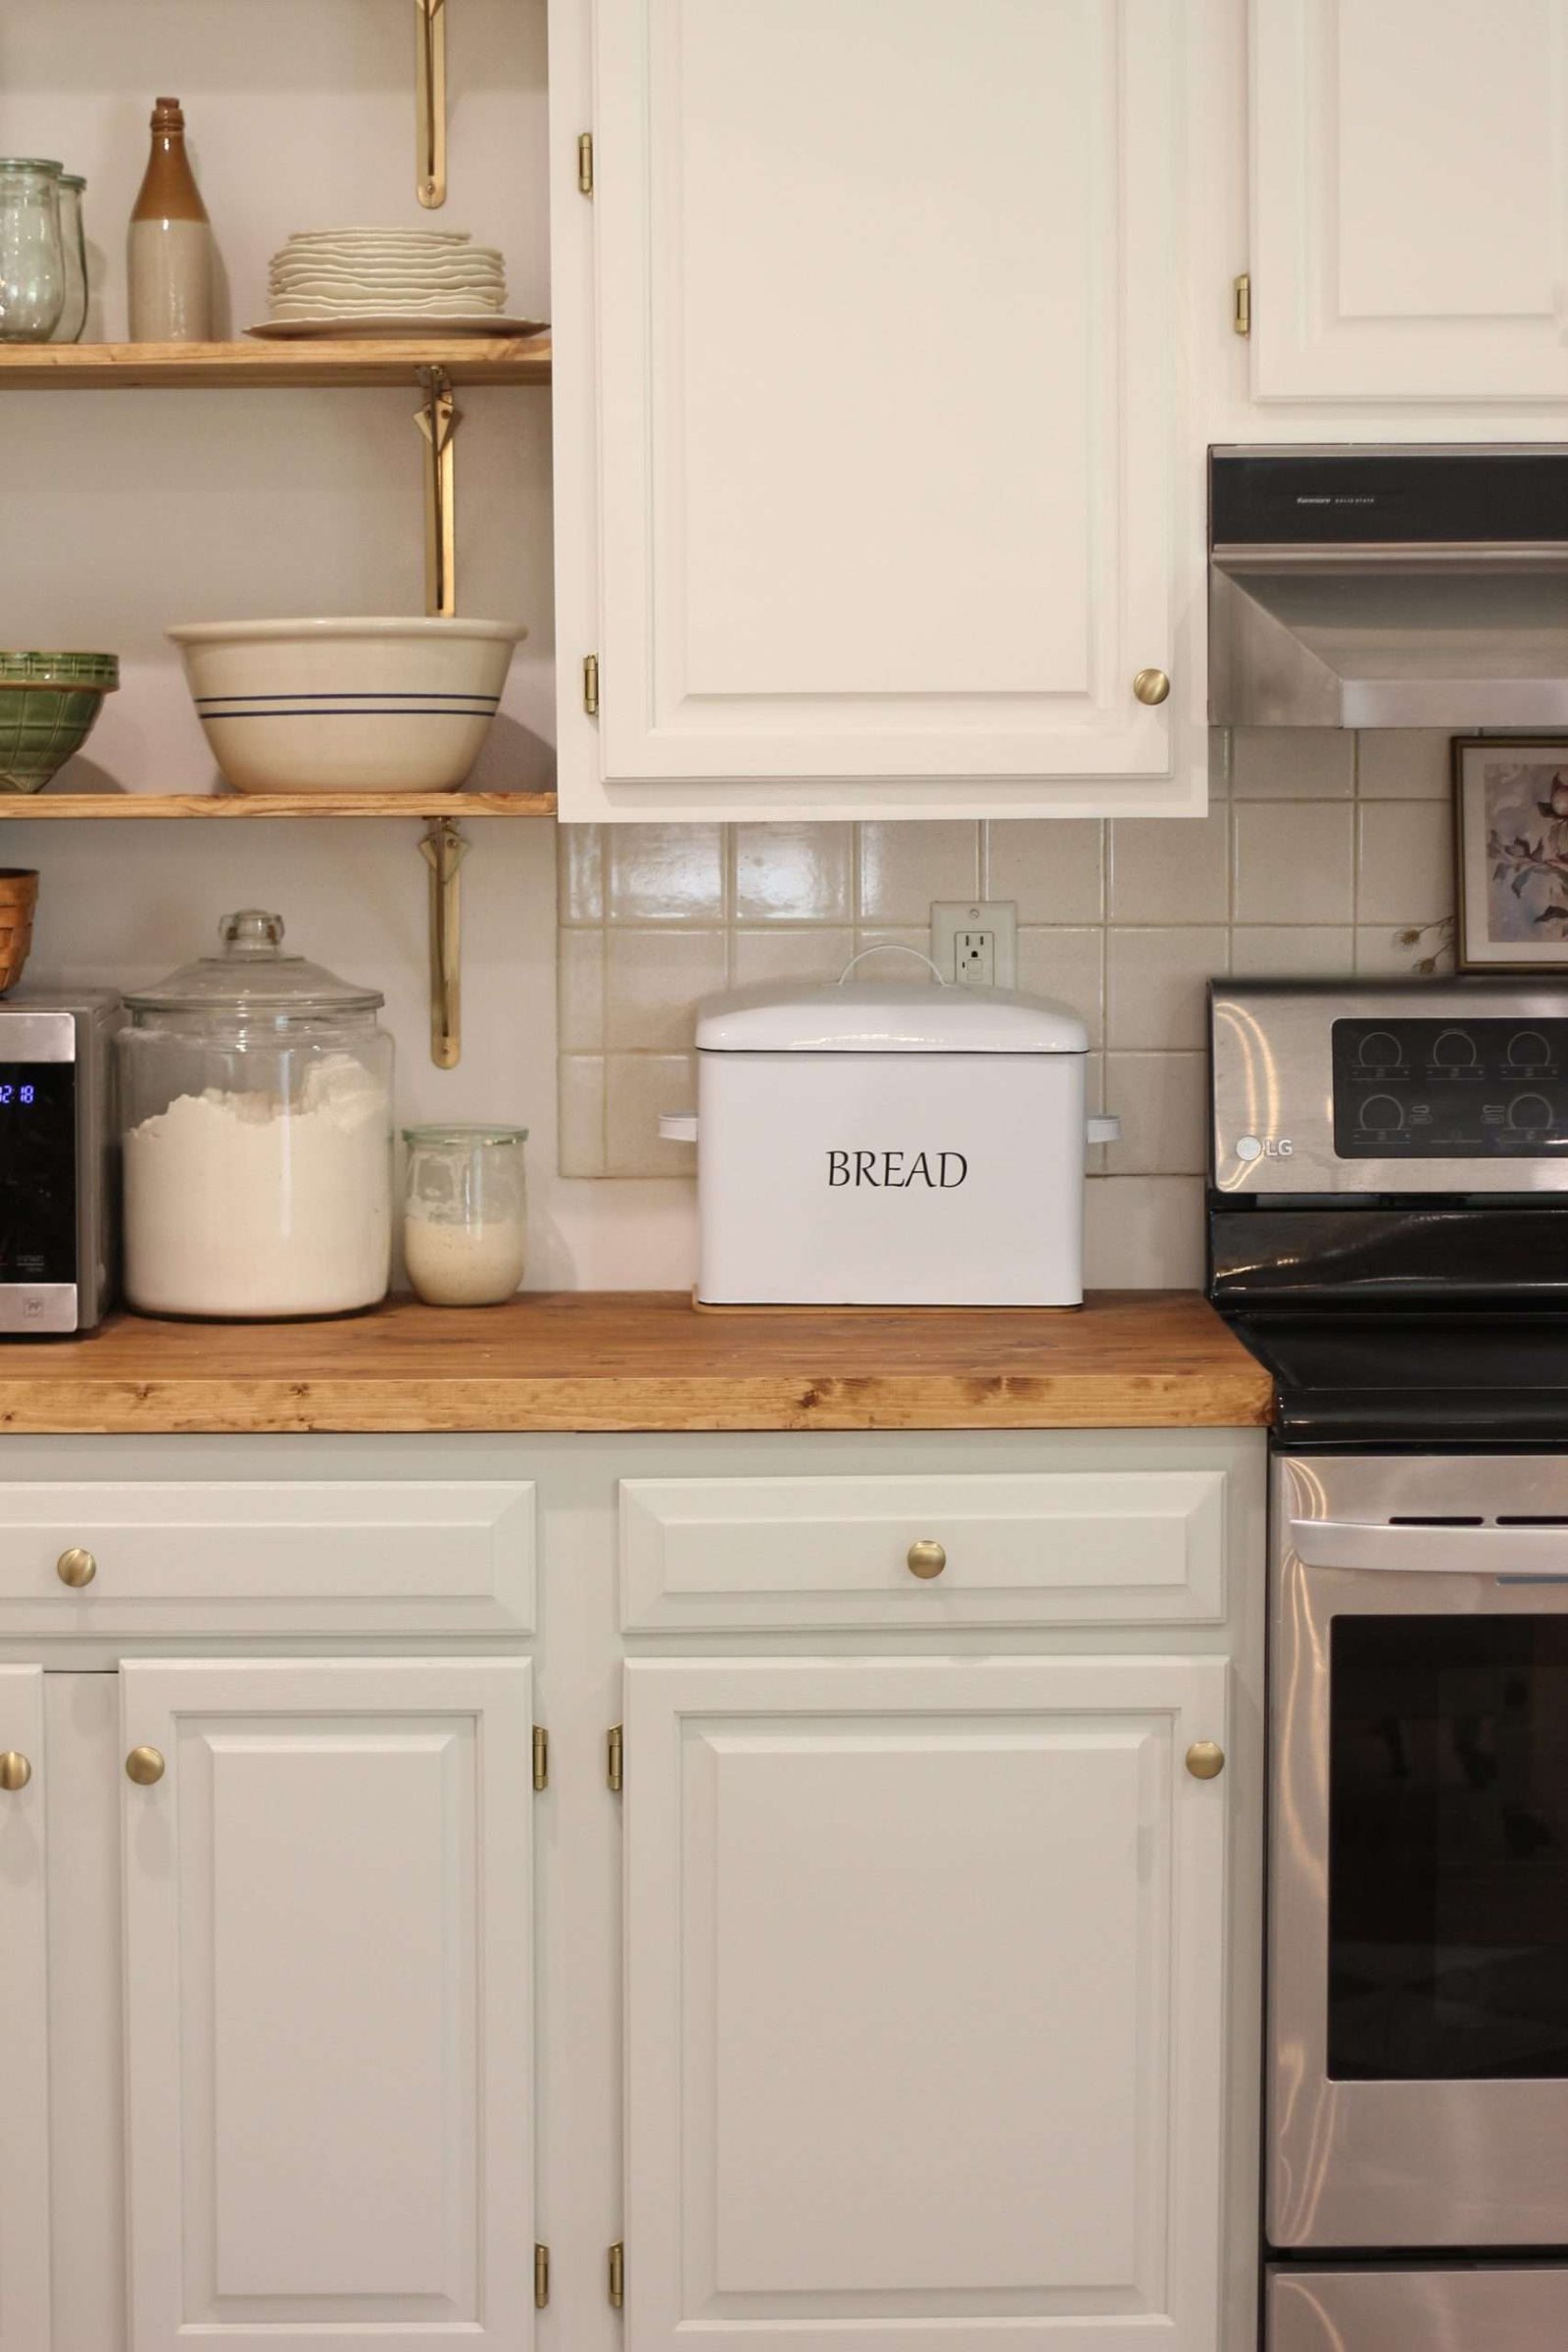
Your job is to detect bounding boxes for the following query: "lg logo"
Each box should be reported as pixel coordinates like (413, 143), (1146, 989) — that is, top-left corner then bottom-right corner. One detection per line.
(1235, 1134), (1293, 1162)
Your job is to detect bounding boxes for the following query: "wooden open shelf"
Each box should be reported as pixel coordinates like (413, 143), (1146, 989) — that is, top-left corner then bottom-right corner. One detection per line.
(0, 336), (552, 389)
(0, 791), (556, 820)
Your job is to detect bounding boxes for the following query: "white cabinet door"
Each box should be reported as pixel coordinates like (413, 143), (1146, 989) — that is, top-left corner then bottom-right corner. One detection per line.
(121, 1659), (534, 2352)
(0, 1665), (50, 2349)
(553, 0), (1201, 818)
(624, 1655), (1228, 2351)
(1251, 0), (1568, 400)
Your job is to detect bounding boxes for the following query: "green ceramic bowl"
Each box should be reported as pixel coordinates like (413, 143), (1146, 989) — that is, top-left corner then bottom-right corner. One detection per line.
(0, 652), (120, 795)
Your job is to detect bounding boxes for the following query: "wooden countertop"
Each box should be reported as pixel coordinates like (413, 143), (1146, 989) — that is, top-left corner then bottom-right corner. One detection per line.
(0, 1292), (1271, 1436)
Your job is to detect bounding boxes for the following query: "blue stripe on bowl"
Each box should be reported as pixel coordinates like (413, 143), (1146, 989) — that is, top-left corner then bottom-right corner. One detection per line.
(198, 707), (500, 720)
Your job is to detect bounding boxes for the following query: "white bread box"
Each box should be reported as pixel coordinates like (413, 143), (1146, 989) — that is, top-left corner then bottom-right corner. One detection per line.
(662, 980), (1114, 1308)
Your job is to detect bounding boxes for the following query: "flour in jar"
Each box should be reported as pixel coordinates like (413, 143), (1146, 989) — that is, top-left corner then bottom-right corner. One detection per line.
(124, 1052), (391, 1317)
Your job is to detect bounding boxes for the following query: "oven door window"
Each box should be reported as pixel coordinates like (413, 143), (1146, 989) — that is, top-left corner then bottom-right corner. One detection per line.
(1329, 1613), (1568, 2081)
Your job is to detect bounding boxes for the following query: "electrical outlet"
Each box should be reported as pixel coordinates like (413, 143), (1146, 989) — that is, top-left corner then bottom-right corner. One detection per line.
(930, 900), (1018, 989)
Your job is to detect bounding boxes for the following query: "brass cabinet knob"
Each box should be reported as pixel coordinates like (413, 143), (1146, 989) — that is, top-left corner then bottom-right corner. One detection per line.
(1185, 1740), (1226, 1781)
(57, 1546), (97, 1589)
(906, 1539), (948, 1580)
(125, 1746), (166, 1787)
(1133, 667), (1172, 706)
(0, 1751), (32, 1792)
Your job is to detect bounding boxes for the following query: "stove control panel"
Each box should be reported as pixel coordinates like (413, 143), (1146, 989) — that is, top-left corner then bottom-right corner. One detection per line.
(1333, 1017), (1568, 1156)
(1210, 982), (1568, 1194)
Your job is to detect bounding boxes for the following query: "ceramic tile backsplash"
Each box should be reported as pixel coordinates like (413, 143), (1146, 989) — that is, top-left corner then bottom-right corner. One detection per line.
(557, 732), (1462, 1281)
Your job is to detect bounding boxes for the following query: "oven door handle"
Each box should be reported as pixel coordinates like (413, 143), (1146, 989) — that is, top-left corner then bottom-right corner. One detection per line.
(1290, 1517), (1568, 1577)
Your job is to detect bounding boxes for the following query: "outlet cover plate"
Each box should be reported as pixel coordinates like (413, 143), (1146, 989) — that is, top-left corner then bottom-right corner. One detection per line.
(930, 900), (1018, 989)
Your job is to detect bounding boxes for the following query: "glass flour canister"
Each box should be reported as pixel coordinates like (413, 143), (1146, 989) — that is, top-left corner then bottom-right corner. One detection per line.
(119, 910), (393, 1319)
(403, 1124), (527, 1305)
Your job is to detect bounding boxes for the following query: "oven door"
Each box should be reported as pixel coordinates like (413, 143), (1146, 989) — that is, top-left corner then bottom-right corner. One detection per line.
(1271, 1454), (1568, 2250)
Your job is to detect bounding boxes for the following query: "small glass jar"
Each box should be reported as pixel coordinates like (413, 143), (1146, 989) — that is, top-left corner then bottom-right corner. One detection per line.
(0, 160), (65, 342)
(403, 1125), (528, 1306)
(51, 174), (87, 343)
(120, 910), (394, 1320)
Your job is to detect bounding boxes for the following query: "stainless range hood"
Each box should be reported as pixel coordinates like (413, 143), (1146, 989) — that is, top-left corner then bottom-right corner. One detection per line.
(1209, 446), (1568, 728)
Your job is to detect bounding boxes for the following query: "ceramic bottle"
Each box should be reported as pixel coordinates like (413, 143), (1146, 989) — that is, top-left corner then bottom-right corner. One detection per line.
(127, 97), (213, 340)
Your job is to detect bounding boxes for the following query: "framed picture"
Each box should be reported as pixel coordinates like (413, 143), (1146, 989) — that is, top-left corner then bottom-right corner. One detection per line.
(1454, 737), (1568, 970)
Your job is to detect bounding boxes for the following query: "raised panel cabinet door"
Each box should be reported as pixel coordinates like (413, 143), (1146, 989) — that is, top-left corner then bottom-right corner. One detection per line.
(558, 0), (1200, 814)
(1251, 0), (1568, 399)
(120, 1659), (534, 2352)
(0, 1664), (50, 2349)
(624, 1655), (1229, 2351)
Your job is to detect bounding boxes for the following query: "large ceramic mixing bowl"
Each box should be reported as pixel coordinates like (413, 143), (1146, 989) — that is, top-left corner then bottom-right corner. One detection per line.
(167, 617), (526, 795)
(0, 652), (119, 793)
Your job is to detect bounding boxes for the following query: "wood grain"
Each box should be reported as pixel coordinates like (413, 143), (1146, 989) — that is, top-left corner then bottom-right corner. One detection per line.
(0, 791), (556, 821)
(0, 1293), (1274, 1436)
(0, 337), (551, 389)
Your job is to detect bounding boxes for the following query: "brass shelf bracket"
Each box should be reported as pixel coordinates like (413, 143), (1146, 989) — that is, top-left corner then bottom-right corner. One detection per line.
(415, 0), (448, 207)
(416, 365), (462, 617)
(419, 817), (469, 1068)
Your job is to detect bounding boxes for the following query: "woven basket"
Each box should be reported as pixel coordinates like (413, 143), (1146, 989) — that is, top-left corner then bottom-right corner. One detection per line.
(0, 871), (39, 995)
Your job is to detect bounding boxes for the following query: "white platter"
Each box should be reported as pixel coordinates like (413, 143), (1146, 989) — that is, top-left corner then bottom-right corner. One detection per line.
(247, 316), (547, 340)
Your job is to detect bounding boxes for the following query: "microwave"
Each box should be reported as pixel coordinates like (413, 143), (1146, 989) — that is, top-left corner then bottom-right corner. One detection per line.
(0, 991), (122, 1333)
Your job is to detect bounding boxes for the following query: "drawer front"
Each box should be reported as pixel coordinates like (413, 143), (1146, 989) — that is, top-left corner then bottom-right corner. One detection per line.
(0, 1483), (535, 1637)
(620, 1470), (1226, 1631)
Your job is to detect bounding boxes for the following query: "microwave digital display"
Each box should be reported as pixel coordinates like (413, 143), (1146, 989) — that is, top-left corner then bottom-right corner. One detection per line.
(0, 1061), (76, 1281)
(1333, 1017), (1568, 1157)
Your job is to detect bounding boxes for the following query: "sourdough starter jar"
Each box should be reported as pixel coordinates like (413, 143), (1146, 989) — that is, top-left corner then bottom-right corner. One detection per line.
(402, 1124), (527, 1305)
(120, 910), (393, 1318)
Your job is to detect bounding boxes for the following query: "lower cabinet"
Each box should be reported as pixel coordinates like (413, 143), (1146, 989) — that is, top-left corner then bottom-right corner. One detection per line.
(24, 1656), (536, 2352)
(0, 1664), (50, 2348)
(0, 1432), (1261, 2352)
(623, 1654), (1230, 2352)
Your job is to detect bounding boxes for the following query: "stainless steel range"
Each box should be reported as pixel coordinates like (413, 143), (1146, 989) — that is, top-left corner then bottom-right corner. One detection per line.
(1208, 980), (1568, 2350)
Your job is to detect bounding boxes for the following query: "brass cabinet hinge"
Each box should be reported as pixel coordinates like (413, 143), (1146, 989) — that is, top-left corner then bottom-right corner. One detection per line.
(608, 2241), (625, 2308)
(1232, 270), (1251, 337)
(532, 1726), (550, 1792)
(578, 131), (595, 195)
(583, 654), (600, 716)
(607, 1724), (623, 1793)
(534, 2243), (550, 2308)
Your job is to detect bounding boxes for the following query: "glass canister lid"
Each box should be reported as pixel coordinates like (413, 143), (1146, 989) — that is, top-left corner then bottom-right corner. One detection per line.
(123, 909), (384, 1016)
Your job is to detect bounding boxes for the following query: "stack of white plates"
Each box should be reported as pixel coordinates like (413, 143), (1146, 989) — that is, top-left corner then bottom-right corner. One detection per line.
(250, 228), (543, 338)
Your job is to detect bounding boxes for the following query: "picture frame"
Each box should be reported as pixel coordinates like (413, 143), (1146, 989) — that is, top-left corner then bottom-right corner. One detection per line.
(1453, 736), (1568, 971)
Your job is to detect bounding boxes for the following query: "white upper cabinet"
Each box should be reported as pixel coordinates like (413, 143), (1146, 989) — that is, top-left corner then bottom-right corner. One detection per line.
(623, 1654), (1229, 2350)
(551, 0), (1204, 818)
(1250, 0), (1568, 401)
(120, 1658), (535, 2352)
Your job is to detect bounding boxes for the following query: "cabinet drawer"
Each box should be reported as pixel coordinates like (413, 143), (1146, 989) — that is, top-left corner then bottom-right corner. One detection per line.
(620, 1470), (1226, 1631)
(0, 1483), (534, 1638)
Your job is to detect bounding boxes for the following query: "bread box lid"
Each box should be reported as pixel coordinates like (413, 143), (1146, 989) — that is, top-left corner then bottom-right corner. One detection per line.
(695, 980), (1089, 1055)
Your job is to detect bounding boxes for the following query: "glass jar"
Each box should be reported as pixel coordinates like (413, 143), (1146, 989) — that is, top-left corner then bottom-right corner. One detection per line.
(0, 160), (65, 342)
(402, 1125), (527, 1306)
(51, 174), (87, 343)
(119, 910), (394, 1320)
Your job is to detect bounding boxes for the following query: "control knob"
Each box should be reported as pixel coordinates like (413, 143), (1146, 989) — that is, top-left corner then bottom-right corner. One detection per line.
(1357, 1030), (1402, 1068)
(1433, 1030), (1477, 1067)
(1359, 1095), (1404, 1134)
(1508, 1030), (1551, 1069)
(1508, 1094), (1553, 1132)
